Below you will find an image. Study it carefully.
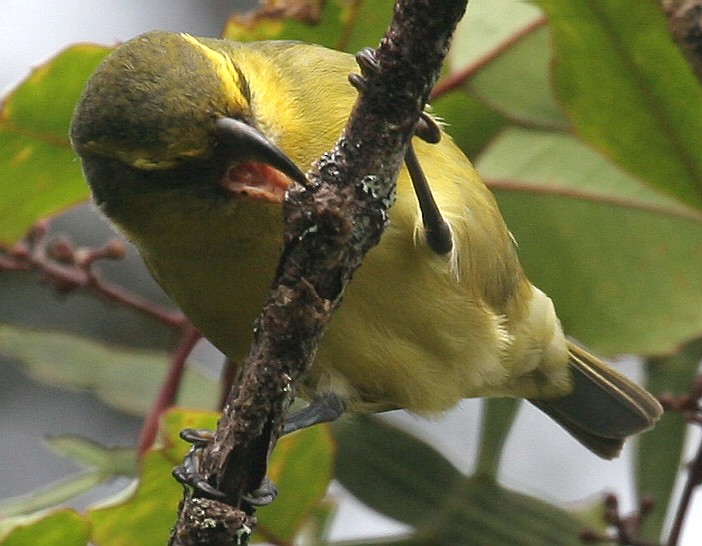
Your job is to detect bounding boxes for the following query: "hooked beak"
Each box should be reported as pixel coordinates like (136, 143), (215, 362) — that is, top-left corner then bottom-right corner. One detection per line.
(216, 117), (308, 203)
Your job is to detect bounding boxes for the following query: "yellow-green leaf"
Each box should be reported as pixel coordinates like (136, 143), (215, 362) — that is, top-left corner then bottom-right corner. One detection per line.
(0, 45), (108, 243)
(478, 128), (702, 355)
(0, 325), (218, 415)
(534, 0), (702, 207)
(258, 425), (335, 541)
(0, 509), (90, 546)
(223, 0), (393, 53)
(87, 450), (182, 546)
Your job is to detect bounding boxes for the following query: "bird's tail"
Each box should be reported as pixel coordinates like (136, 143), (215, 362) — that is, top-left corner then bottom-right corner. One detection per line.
(530, 341), (663, 459)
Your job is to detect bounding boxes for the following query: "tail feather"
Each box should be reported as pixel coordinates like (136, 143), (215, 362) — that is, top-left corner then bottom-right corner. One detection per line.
(530, 341), (663, 460)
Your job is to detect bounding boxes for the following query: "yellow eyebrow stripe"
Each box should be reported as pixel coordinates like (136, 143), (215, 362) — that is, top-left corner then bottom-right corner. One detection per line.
(180, 33), (248, 109)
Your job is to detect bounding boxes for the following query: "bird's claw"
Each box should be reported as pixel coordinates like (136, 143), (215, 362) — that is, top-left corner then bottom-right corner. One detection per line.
(356, 47), (379, 76)
(172, 428), (279, 506)
(415, 112), (442, 144)
(347, 72), (368, 93)
(349, 48), (441, 145)
(242, 477), (278, 506)
(348, 48), (378, 93)
(172, 428), (228, 500)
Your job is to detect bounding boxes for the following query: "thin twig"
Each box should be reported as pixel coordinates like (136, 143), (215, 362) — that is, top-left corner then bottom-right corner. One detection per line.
(659, 376), (702, 546)
(2, 220), (199, 459)
(0, 220), (187, 329)
(667, 438), (702, 546)
(430, 15), (546, 99)
(137, 325), (202, 456)
(580, 493), (661, 546)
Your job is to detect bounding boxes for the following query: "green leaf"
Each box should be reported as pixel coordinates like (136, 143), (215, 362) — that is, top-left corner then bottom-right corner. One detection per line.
(415, 474), (584, 546)
(286, 499), (337, 546)
(445, 0), (565, 129)
(0, 437), (135, 517)
(572, 498), (608, 537)
(160, 407), (221, 461)
(468, 24), (566, 130)
(45, 436), (136, 476)
(258, 425), (336, 542)
(0, 472), (105, 519)
(478, 128), (702, 355)
(87, 408), (335, 545)
(636, 339), (702, 541)
(0, 509), (90, 546)
(223, 0), (394, 53)
(332, 415), (463, 528)
(86, 410), (216, 546)
(330, 537), (423, 546)
(451, 0), (543, 69)
(0, 44), (108, 244)
(0, 324), (218, 416)
(87, 449), (183, 546)
(534, 0), (702, 207)
(431, 90), (508, 159)
(333, 417), (586, 545)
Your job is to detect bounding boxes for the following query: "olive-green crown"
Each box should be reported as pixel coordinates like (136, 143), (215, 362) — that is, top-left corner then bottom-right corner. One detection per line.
(70, 31), (250, 169)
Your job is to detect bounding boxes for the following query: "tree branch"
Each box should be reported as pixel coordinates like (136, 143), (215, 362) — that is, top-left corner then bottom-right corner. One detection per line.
(662, 0), (702, 83)
(169, 1), (468, 544)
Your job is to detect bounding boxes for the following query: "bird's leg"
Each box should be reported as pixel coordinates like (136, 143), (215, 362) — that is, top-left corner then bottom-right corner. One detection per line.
(350, 49), (453, 255)
(172, 428), (278, 506)
(283, 393), (347, 435)
(404, 142), (453, 255)
(414, 111), (442, 144)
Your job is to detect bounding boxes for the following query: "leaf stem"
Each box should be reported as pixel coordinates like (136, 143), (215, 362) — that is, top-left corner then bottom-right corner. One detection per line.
(431, 16), (546, 99)
(474, 398), (518, 478)
(137, 324), (202, 456)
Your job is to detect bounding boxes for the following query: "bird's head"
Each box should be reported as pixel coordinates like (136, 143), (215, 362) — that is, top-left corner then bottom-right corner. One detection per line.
(70, 31), (307, 223)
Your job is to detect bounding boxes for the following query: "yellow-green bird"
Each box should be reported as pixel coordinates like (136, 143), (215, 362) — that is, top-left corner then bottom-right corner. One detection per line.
(70, 31), (661, 459)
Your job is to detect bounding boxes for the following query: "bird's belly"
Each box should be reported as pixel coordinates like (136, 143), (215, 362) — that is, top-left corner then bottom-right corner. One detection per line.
(299, 245), (517, 413)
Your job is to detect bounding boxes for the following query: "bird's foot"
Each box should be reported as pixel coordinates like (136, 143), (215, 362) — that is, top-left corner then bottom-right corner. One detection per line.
(283, 392), (347, 435)
(172, 428), (278, 507)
